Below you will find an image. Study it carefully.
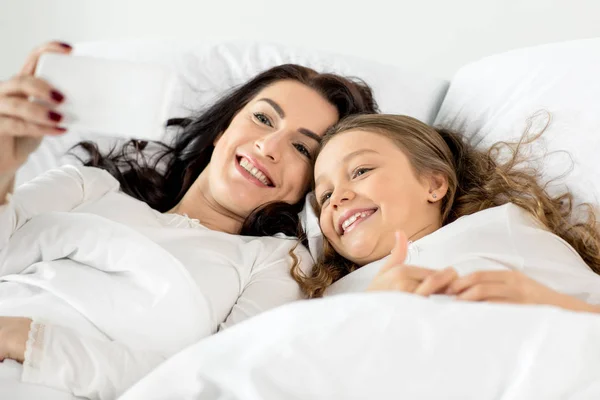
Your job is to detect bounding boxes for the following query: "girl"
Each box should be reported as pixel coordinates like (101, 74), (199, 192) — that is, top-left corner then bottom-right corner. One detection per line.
(306, 114), (600, 314)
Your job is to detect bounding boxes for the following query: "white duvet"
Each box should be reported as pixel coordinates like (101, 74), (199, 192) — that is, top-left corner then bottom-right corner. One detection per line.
(121, 292), (600, 400)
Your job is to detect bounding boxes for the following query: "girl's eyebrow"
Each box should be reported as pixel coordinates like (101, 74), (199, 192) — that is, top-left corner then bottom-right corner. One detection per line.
(315, 148), (379, 186)
(342, 148), (379, 163)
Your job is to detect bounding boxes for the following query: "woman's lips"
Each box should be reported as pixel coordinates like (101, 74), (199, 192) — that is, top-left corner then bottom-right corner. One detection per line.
(235, 156), (274, 188)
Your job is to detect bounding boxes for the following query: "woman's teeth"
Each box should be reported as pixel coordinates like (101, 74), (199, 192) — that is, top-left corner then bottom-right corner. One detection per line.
(342, 211), (372, 232)
(239, 157), (272, 186)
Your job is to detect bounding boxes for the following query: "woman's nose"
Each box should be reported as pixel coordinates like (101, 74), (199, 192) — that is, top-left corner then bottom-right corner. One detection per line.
(254, 132), (283, 162)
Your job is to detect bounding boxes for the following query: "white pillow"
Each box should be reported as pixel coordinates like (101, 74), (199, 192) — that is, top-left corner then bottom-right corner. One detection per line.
(435, 38), (600, 207)
(17, 40), (450, 259)
(18, 40), (450, 186)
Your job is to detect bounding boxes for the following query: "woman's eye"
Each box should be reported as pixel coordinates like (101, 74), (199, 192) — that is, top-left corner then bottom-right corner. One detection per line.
(254, 112), (273, 127)
(352, 167), (372, 179)
(294, 143), (312, 158)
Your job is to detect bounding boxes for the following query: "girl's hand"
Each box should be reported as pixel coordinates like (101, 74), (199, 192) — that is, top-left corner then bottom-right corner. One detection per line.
(367, 231), (458, 296)
(447, 270), (600, 313)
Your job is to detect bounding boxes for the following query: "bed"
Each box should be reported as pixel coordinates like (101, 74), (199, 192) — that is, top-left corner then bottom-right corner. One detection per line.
(4, 38), (600, 399)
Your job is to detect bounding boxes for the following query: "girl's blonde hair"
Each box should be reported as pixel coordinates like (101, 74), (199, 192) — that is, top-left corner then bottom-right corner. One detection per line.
(291, 114), (600, 298)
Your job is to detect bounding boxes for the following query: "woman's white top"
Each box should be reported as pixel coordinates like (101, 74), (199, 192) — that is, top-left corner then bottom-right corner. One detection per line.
(326, 202), (600, 305)
(0, 165), (311, 399)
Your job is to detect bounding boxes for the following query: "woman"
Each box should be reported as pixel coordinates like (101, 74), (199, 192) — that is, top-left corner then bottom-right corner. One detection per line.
(305, 114), (600, 313)
(0, 42), (377, 399)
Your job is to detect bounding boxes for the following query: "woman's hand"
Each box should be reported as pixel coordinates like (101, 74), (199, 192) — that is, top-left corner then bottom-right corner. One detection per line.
(447, 270), (600, 313)
(367, 231), (458, 296)
(0, 41), (72, 178)
(0, 316), (32, 363)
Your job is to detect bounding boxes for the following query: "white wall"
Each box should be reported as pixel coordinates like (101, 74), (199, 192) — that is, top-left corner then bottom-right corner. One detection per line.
(1, 0), (599, 80)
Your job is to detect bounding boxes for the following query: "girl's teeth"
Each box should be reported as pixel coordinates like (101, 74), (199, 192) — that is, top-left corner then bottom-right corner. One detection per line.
(343, 212), (368, 231)
(341, 211), (375, 232)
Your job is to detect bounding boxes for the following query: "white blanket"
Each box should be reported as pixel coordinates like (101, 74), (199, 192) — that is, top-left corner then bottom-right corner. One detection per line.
(0, 211), (210, 355)
(121, 292), (600, 400)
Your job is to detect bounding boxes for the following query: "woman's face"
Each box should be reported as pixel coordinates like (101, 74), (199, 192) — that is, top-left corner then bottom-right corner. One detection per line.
(314, 130), (443, 266)
(208, 80), (339, 218)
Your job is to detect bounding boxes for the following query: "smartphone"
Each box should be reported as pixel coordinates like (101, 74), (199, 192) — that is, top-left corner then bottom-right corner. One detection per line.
(34, 53), (177, 141)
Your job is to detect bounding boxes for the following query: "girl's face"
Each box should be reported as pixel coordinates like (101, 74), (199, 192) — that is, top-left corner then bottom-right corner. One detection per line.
(208, 80), (339, 219)
(314, 130), (445, 266)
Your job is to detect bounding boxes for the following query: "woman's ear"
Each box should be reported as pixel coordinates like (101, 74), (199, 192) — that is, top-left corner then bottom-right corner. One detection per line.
(426, 173), (449, 203)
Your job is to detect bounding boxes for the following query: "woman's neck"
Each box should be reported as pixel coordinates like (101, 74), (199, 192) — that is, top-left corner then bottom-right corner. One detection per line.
(168, 176), (244, 234)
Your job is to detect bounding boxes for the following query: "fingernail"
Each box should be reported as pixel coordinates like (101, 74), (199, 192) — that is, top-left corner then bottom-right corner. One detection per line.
(50, 90), (64, 103)
(49, 127), (67, 136)
(48, 111), (63, 122)
(59, 42), (72, 50)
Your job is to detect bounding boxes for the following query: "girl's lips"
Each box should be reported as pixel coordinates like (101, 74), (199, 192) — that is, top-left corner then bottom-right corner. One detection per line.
(338, 208), (378, 235)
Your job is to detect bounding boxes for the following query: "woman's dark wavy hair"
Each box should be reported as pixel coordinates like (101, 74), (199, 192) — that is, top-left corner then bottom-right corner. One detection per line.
(72, 64), (378, 240)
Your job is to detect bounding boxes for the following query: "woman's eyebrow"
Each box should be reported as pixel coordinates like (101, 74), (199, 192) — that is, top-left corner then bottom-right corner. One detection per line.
(258, 98), (285, 118)
(258, 98), (321, 143)
(299, 128), (322, 143)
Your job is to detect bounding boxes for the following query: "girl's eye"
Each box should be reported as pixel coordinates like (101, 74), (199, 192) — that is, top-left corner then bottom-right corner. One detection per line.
(294, 143), (312, 159)
(254, 112), (273, 127)
(319, 192), (332, 205)
(352, 167), (372, 179)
